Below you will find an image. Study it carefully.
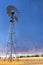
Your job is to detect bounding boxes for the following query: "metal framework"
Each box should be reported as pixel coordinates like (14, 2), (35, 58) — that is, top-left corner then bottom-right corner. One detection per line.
(6, 5), (19, 61)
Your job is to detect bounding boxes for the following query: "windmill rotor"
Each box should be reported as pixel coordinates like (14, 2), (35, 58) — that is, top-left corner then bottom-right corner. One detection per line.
(7, 5), (18, 15)
(6, 5), (19, 22)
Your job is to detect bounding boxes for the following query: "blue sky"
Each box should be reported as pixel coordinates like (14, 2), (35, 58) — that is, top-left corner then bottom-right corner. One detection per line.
(0, 0), (43, 52)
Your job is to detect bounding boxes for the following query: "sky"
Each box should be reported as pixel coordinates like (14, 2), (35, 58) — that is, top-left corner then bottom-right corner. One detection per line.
(0, 0), (43, 52)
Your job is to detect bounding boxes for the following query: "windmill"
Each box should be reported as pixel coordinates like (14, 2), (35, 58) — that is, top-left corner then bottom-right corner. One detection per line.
(6, 5), (19, 61)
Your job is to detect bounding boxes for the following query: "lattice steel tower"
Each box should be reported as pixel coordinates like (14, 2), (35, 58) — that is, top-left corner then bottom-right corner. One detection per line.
(6, 5), (19, 60)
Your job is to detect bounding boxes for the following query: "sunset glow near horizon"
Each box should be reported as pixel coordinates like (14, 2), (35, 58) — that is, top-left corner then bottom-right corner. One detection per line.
(0, 0), (43, 52)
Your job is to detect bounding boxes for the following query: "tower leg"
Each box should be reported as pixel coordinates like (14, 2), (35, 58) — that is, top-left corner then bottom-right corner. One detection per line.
(9, 22), (13, 61)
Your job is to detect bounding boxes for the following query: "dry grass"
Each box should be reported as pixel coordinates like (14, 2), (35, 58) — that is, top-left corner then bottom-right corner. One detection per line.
(0, 57), (43, 65)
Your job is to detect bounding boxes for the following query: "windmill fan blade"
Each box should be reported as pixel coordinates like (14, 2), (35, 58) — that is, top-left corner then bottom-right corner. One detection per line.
(7, 5), (19, 22)
(7, 5), (18, 16)
(15, 16), (18, 22)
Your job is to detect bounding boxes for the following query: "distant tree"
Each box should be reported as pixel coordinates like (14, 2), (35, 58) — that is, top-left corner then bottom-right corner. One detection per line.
(41, 55), (43, 57)
(19, 56), (24, 58)
(0, 57), (1, 58)
(26, 56), (30, 57)
(34, 55), (39, 57)
(31, 55), (35, 57)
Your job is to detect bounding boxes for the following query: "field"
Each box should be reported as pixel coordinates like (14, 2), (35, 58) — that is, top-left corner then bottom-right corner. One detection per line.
(0, 57), (43, 65)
